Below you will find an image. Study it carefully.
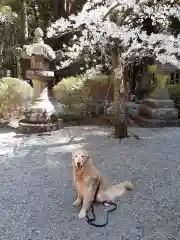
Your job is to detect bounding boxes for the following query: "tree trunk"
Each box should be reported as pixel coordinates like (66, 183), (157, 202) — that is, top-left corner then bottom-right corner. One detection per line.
(111, 47), (128, 139)
(20, 0), (28, 45)
(17, 0), (28, 78)
(53, 0), (72, 19)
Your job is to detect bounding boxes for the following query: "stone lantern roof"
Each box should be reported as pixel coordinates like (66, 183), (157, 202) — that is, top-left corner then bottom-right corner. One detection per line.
(22, 27), (56, 61)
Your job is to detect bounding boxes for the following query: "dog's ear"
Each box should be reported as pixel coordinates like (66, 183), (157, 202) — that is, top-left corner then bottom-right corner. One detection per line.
(84, 149), (88, 157)
(84, 150), (91, 163)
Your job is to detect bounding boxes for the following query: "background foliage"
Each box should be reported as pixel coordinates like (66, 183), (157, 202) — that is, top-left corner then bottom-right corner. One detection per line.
(1, 0), (180, 121)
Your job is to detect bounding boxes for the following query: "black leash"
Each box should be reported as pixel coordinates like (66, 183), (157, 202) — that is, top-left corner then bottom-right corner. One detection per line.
(86, 182), (117, 227)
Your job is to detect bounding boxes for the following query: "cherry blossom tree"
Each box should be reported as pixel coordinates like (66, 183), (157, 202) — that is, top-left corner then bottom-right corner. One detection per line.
(47, 0), (180, 137)
(47, 0), (180, 69)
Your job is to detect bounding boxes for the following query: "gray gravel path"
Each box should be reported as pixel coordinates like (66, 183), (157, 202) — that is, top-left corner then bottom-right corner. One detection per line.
(0, 126), (180, 240)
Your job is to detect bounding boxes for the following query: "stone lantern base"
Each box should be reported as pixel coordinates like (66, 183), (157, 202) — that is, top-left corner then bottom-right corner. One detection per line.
(18, 119), (63, 134)
(18, 71), (64, 134)
(135, 98), (179, 127)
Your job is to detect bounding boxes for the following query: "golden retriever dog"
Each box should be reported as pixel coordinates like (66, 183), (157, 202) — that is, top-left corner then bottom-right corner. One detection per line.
(72, 148), (133, 219)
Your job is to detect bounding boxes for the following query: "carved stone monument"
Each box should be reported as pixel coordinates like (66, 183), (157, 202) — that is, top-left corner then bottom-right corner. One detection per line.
(136, 63), (179, 127)
(18, 27), (63, 133)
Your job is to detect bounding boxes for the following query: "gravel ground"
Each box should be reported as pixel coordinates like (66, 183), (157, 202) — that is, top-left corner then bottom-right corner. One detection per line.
(0, 125), (180, 240)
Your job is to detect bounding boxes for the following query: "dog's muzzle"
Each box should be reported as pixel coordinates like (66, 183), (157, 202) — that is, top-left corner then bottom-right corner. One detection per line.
(76, 162), (82, 170)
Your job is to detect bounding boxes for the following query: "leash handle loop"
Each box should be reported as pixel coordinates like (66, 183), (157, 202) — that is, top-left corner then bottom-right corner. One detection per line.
(85, 178), (117, 227)
(86, 201), (117, 227)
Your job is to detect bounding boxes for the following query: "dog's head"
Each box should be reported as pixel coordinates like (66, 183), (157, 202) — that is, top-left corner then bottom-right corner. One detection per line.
(72, 148), (89, 170)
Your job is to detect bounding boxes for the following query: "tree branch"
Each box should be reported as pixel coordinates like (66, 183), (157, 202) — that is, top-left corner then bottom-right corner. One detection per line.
(103, 3), (120, 20)
(45, 28), (81, 40)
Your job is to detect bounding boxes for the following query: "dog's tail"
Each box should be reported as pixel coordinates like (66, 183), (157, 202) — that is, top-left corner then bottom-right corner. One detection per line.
(123, 180), (134, 191)
(105, 181), (133, 201)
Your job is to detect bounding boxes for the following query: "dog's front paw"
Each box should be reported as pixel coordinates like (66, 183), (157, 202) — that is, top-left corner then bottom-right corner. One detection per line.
(78, 208), (86, 219)
(73, 198), (82, 207)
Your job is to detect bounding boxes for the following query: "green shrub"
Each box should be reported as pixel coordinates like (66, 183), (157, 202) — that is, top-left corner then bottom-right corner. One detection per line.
(52, 74), (113, 115)
(53, 75), (86, 105)
(53, 75), (180, 104)
(53, 75), (113, 105)
(0, 77), (33, 121)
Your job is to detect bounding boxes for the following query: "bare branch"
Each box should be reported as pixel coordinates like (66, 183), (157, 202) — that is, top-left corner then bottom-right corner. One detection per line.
(103, 3), (120, 20)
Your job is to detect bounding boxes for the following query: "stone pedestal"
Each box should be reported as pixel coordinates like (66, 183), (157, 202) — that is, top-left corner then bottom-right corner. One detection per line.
(136, 63), (179, 127)
(18, 27), (63, 134)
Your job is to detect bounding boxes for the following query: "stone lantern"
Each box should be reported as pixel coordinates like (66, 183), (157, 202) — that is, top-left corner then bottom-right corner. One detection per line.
(18, 27), (63, 133)
(136, 62), (179, 127)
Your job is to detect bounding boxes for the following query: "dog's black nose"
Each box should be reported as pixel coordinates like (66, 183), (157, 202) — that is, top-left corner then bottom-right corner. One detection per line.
(77, 162), (81, 167)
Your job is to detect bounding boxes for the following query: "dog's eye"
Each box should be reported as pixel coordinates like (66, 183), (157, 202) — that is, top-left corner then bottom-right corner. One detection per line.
(75, 155), (77, 158)
(81, 155), (84, 158)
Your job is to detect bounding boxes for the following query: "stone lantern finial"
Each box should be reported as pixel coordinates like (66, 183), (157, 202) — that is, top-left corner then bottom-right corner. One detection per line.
(34, 27), (44, 44)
